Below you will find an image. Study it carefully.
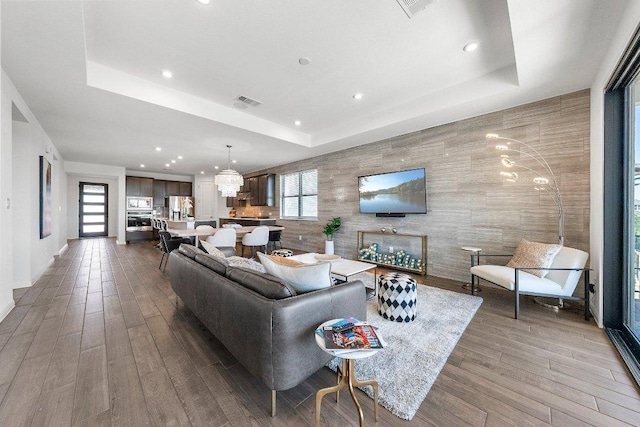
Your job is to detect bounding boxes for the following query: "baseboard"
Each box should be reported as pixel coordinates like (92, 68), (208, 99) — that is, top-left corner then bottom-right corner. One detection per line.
(13, 280), (32, 289)
(116, 240), (127, 246)
(58, 243), (69, 256)
(0, 300), (16, 323)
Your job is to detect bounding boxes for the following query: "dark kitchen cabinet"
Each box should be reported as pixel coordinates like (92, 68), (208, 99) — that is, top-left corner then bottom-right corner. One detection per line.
(247, 174), (275, 206)
(165, 181), (180, 196)
(248, 177), (259, 205)
(126, 176), (153, 197)
(179, 182), (192, 196)
(153, 180), (166, 206)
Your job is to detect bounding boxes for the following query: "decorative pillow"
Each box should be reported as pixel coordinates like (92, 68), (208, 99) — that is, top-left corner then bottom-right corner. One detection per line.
(506, 239), (562, 278)
(256, 252), (332, 293)
(200, 240), (226, 259)
(265, 254), (304, 267)
(227, 256), (266, 273)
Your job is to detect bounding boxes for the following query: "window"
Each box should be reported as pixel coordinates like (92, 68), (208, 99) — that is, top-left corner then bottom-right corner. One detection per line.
(280, 169), (318, 219)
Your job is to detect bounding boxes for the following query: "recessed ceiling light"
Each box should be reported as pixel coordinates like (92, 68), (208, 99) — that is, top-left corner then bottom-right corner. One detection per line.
(161, 70), (173, 79)
(165, 163), (170, 167)
(463, 42), (479, 52)
(200, 171), (204, 174)
(353, 93), (363, 100)
(214, 166), (219, 169)
(294, 120), (301, 126)
(298, 57), (311, 66)
(196, 0), (210, 4)
(171, 160), (176, 164)
(232, 160), (237, 164)
(155, 147), (162, 151)
(140, 164), (145, 168)
(177, 155), (183, 159)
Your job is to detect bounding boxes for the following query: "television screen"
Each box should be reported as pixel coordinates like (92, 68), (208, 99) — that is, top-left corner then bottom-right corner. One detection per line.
(358, 168), (427, 214)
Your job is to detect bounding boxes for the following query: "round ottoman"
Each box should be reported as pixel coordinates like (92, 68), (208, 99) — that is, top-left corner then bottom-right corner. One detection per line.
(270, 249), (293, 257)
(378, 272), (417, 322)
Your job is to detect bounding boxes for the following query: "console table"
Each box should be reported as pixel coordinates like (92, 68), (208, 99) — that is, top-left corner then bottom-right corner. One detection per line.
(357, 230), (427, 276)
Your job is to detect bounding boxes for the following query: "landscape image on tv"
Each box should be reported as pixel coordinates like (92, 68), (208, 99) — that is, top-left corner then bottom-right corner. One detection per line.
(359, 168), (426, 214)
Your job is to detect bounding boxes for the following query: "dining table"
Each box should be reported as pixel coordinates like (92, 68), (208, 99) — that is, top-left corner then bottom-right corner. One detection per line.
(167, 225), (285, 247)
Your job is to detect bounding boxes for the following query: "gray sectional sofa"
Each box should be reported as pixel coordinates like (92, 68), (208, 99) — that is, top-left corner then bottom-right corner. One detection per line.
(168, 244), (367, 416)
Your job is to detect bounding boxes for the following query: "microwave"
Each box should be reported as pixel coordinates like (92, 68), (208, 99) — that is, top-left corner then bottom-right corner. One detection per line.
(127, 196), (153, 210)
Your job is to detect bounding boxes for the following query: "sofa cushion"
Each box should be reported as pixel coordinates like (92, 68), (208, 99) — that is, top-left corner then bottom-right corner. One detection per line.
(226, 266), (297, 299)
(505, 239), (561, 278)
(178, 243), (205, 259)
(195, 253), (229, 275)
(200, 240), (226, 258)
(257, 252), (332, 293)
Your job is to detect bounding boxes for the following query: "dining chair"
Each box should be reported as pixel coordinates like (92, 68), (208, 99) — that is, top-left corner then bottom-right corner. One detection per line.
(206, 228), (237, 247)
(158, 231), (190, 271)
(267, 229), (283, 251)
(241, 226), (269, 258)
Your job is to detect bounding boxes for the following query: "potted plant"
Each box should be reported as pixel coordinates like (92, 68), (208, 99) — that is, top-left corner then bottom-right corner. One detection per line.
(323, 217), (342, 255)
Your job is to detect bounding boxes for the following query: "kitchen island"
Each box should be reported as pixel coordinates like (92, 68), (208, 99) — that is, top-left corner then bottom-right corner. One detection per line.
(219, 217), (277, 226)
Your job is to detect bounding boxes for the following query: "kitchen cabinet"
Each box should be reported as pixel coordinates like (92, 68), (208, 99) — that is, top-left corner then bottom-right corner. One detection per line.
(244, 174), (275, 206)
(165, 181), (180, 196)
(153, 180), (166, 206)
(179, 182), (192, 196)
(126, 176), (153, 197)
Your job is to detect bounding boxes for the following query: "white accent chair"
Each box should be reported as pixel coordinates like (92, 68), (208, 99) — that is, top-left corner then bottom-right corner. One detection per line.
(241, 226), (269, 258)
(206, 228), (237, 248)
(470, 246), (590, 320)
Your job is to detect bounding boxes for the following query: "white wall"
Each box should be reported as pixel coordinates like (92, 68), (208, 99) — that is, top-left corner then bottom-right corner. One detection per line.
(64, 161), (126, 244)
(12, 119), (30, 287)
(0, 69), (67, 321)
(589, 2), (640, 327)
(66, 175), (118, 239)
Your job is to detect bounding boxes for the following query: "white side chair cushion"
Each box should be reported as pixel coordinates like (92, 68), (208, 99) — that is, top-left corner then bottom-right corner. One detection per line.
(257, 252), (331, 293)
(471, 265), (566, 296)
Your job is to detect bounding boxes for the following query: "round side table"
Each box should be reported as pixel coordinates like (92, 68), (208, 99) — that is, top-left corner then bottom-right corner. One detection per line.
(314, 319), (383, 427)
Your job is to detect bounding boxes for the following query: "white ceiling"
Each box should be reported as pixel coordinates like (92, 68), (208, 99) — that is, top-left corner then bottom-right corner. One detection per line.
(1, 0), (630, 176)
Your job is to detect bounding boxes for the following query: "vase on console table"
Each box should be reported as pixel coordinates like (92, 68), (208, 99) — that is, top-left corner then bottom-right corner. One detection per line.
(325, 240), (334, 255)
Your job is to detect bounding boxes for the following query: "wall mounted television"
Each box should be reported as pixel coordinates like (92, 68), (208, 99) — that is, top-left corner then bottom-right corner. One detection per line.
(358, 168), (427, 217)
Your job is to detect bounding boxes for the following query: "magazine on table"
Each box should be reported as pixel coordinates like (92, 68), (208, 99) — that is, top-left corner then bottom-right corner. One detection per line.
(322, 322), (383, 351)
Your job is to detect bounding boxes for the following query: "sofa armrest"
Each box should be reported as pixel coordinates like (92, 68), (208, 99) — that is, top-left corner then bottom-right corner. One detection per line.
(269, 279), (367, 391)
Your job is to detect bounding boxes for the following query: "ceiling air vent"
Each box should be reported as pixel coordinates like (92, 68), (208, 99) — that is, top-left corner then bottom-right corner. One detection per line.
(236, 95), (262, 107)
(395, 0), (435, 18)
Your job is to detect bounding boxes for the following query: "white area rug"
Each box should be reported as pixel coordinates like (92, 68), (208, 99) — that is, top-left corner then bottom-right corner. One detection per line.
(327, 273), (483, 420)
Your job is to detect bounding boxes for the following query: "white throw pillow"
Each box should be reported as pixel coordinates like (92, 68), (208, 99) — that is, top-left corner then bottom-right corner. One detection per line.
(506, 239), (562, 278)
(257, 252), (332, 293)
(227, 256), (266, 273)
(200, 240), (226, 259)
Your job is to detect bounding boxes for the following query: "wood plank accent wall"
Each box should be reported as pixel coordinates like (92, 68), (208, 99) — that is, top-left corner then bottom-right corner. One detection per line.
(238, 89), (590, 284)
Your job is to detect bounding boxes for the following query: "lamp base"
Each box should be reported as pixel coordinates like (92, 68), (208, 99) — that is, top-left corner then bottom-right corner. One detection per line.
(534, 297), (567, 311)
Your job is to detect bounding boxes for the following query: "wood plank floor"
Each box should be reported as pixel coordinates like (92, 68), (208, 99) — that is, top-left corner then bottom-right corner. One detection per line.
(0, 237), (638, 426)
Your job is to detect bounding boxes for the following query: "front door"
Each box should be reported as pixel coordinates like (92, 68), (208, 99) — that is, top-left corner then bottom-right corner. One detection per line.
(79, 182), (108, 238)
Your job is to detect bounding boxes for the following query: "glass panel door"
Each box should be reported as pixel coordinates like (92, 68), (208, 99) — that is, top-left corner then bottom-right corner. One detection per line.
(79, 182), (108, 237)
(628, 80), (640, 340)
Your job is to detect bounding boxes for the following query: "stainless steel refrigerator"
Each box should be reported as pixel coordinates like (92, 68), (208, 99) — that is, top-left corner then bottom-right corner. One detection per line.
(165, 196), (194, 220)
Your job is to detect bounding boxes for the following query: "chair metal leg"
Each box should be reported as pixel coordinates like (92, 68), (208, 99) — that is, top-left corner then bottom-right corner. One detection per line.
(584, 270), (590, 321)
(514, 270), (520, 319)
(241, 244), (245, 257)
(471, 274), (476, 296)
(159, 253), (165, 270)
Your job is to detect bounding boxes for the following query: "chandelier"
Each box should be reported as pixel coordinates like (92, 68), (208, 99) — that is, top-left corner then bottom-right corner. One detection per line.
(215, 145), (244, 197)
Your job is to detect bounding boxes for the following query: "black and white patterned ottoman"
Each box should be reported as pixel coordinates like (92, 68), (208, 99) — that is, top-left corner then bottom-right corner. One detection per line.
(378, 272), (417, 322)
(270, 249), (293, 257)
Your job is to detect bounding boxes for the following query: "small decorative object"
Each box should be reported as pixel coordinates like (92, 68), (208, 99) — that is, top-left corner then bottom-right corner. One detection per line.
(381, 227), (386, 233)
(271, 249), (293, 257)
(392, 228), (398, 234)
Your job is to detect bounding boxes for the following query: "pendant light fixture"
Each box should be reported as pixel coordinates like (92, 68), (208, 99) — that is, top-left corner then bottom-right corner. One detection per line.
(215, 145), (244, 197)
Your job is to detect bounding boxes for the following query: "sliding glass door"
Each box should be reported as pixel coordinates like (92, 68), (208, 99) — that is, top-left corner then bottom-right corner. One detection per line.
(628, 81), (640, 342)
